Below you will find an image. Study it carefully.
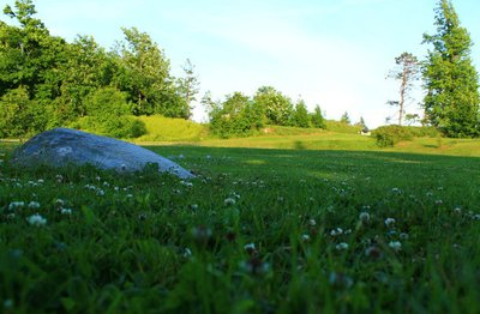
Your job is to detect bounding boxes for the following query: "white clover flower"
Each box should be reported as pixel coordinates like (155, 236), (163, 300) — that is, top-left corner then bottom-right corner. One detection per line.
(37, 179), (44, 184)
(335, 242), (349, 250)
(8, 201), (25, 211)
(190, 204), (199, 211)
(244, 243), (256, 251)
(96, 189), (105, 196)
(389, 241), (402, 251)
(126, 194), (133, 199)
(399, 233), (409, 240)
(301, 234), (311, 241)
(224, 198), (236, 206)
(60, 208), (72, 215)
(27, 214), (47, 226)
(330, 228), (343, 237)
(359, 211), (370, 222)
(384, 218), (396, 228)
(435, 199), (443, 205)
(308, 219), (317, 226)
(391, 187), (402, 194)
(183, 248), (192, 258)
(55, 199), (65, 206)
(453, 206), (462, 214)
(28, 201), (41, 209)
(114, 186), (119, 192)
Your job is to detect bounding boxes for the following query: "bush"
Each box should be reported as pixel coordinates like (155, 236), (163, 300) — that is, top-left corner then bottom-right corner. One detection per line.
(72, 116), (146, 139)
(372, 125), (441, 147)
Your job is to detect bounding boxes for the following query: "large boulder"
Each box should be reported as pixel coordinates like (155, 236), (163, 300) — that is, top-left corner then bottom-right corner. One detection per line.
(11, 128), (194, 179)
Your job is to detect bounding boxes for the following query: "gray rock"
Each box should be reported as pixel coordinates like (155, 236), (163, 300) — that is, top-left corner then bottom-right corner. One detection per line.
(11, 128), (194, 179)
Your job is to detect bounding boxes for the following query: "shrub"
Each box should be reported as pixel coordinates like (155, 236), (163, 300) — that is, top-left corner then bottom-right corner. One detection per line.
(72, 116), (146, 139)
(372, 125), (441, 147)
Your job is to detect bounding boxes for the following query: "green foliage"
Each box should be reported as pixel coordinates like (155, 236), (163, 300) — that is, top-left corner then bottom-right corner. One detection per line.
(72, 115), (146, 139)
(340, 111), (351, 124)
(253, 86), (293, 126)
(372, 125), (441, 147)
(423, 0), (480, 137)
(83, 87), (131, 117)
(0, 1), (196, 139)
(310, 105), (326, 129)
(292, 100), (311, 128)
(208, 92), (262, 138)
(0, 86), (49, 138)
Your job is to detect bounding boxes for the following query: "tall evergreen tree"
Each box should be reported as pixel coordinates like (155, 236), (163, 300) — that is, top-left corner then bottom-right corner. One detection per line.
(423, 0), (480, 137)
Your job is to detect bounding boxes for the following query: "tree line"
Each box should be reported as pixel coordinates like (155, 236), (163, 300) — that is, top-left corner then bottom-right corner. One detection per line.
(0, 0), (198, 138)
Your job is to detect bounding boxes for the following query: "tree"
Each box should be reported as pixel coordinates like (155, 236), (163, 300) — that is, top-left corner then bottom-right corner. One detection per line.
(292, 99), (310, 128)
(340, 111), (351, 124)
(115, 27), (172, 116)
(387, 52), (420, 125)
(176, 59), (200, 119)
(310, 105), (326, 129)
(253, 86), (293, 126)
(422, 0), (480, 137)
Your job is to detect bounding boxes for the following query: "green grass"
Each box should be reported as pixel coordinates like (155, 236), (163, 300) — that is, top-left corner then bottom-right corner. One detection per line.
(1, 134), (480, 313)
(133, 115), (209, 142)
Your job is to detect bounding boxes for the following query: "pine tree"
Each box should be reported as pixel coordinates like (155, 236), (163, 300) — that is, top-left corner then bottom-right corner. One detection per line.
(423, 0), (480, 137)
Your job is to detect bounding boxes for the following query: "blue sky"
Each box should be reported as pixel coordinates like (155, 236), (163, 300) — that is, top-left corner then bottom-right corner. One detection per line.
(27, 0), (480, 127)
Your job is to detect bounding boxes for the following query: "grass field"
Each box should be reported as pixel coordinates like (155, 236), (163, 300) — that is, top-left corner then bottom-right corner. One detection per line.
(1, 132), (480, 313)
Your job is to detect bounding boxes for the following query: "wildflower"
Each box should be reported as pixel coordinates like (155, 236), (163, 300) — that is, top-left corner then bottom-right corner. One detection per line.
(330, 228), (343, 237)
(391, 187), (402, 194)
(426, 191), (434, 197)
(453, 206), (462, 214)
(359, 211), (370, 222)
(308, 218), (317, 226)
(224, 197), (236, 206)
(55, 199), (65, 207)
(37, 179), (44, 184)
(190, 204), (199, 211)
(114, 186), (119, 192)
(28, 201), (41, 209)
(191, 225), (212, 241)
(399, 232), (409, 240)
(60, 208), (72, 215)
(126, 194), (133, 199)
(183, 248), (192, 258)
(96, 189), (105, 196)
(55, 175), (64, 183)
(301, 234), (311, 242)
(365, 246), (382, 259)
(244, 243), (256, 251)
(329, 272), (353, 289)
(8, 201), (25, 211)
(27, 214), (47, 226)
(384, 218), (396, 228)
(335, 242), (349, 251)
(389, 241), (402, 251)
(103, 181), (110, 187)
(240, 257), (270, 274)
(435, 199), (443, 205)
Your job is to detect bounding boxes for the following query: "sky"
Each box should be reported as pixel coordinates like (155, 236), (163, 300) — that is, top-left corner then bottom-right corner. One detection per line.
(17, 0), (480, 128)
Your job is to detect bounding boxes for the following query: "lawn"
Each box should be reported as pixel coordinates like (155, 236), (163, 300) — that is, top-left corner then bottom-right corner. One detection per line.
(1, 135), (480, 313)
